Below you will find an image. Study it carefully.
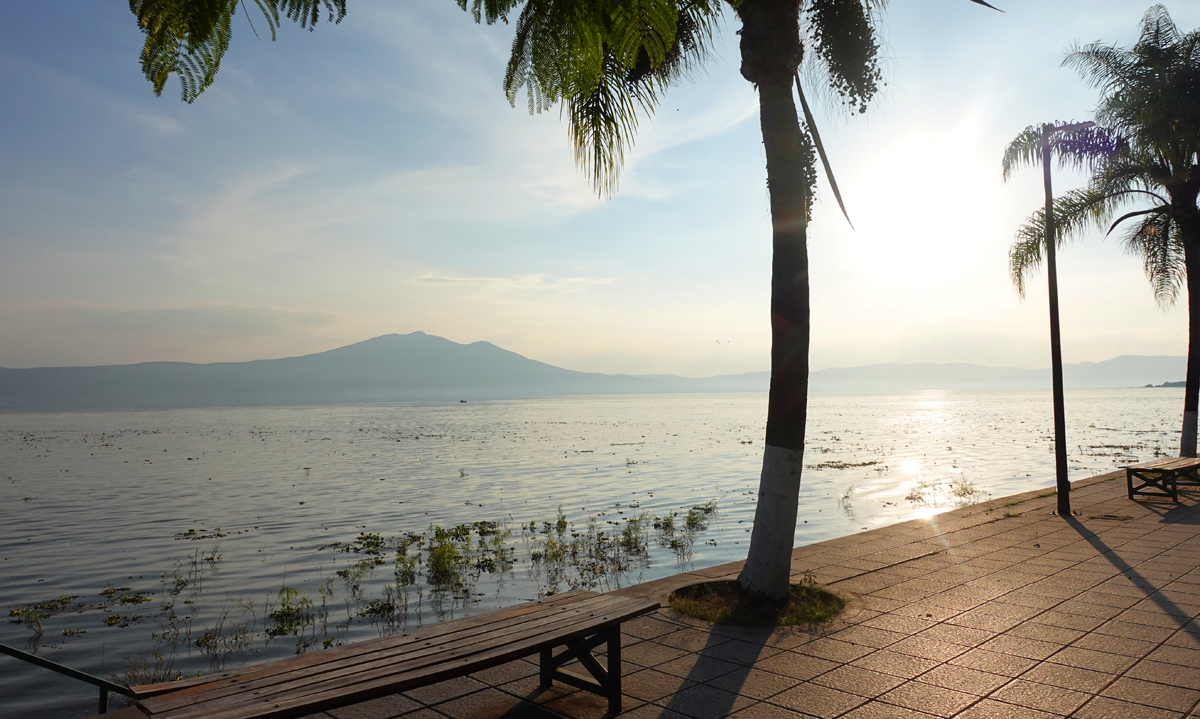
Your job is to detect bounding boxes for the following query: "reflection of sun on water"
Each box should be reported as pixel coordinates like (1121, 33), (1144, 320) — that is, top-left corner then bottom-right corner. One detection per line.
(900, 459), (921, 474)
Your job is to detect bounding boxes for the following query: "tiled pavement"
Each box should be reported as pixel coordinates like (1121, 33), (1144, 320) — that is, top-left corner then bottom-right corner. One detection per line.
(311, 471), (1200, 719)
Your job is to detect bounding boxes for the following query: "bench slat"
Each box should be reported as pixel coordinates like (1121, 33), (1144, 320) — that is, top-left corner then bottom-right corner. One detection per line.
(177, 606), (650, 719)
(1128, 457), (1200, 471)
(142, 592), (656, 719)
(145, 593), (629, 715)
(134, 589), (593, 700)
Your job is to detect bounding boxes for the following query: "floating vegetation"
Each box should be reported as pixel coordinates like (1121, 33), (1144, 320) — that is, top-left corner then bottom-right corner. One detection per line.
(8, 595), (86, 634)
(807, 460), (886, 471)
(651, 500), (718, 569)
(113, 651), (186, 689)
(950, 477), (989, 506)
(104, 613), (143, 628)
(525, 506), (654, 596)
(3, 497), (725, 689)
(194, 599), (255, 669)
(905, 477), (989, 508)
(266, 587), (313, 638)
(175, 528), (229, 541)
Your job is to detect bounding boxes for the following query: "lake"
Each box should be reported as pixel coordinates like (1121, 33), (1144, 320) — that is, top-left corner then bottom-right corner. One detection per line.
(0, 389), (1182, 717)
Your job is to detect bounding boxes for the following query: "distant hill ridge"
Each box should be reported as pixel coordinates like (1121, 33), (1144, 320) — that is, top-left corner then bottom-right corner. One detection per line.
(0, 332), (1185, 410)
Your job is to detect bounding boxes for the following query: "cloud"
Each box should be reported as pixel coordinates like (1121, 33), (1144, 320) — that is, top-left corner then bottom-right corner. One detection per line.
(17, 302), (336, 334)
(0, 53), (183, 137)
(413, 272), (612, 293)
(0, 303), (343, 367)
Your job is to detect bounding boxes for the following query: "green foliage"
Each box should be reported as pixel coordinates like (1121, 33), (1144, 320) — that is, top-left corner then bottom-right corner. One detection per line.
(266, 585), (313, 636)
(1006, 6), (1200, 308)
(1065, 5), (1200, 160)
(8, 595), (85, 635)
(525, 504), (655, 594)
(457, 0), (722, 196)
(426, 525), (469, 590)
(1000, 123), (1122, 182)
(128, 0), (346, 102)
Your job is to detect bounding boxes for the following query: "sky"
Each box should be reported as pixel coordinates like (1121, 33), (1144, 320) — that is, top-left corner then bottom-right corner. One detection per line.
(2, 1), (1199, 377)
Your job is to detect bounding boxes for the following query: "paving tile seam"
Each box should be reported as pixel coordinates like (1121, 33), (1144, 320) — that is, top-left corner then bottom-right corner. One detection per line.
(295, 474), (1199, 719)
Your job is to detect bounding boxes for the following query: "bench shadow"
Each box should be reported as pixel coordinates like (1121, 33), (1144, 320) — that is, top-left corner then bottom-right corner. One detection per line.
(510, 622), (777, 718)
(1063, 515), (1199, 644)
(1121, 492), (1200, 524)
(1156, 493), (1200, 524)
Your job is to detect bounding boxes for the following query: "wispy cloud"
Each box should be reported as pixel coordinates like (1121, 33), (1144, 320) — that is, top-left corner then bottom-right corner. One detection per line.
(414, 272), (612, 293)
(0, 302), (344, 367)
(0, 53), (183, 137)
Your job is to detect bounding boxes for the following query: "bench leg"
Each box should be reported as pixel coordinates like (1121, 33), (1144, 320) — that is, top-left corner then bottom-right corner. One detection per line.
(539, 647), (553, 690)
(538, 626), (624, 714)
(606, 626), (621, 715)
(1128, 469), (1179, 502)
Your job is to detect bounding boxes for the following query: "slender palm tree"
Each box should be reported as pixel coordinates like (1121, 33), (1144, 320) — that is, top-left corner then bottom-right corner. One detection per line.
(130, 0), (995, 603)
(1009, 5), (1200, 457)
(1002, 120), (1105, 515)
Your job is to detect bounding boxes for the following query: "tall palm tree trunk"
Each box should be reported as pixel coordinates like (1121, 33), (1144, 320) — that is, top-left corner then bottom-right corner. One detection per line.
(1041, 129), (1071, 514)
(1181, 220), (1200, 457)
(734, 0), (811, 603)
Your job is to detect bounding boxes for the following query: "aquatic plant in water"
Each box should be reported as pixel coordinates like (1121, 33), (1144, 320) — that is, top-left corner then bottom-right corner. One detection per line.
(7, 503), (719, 689)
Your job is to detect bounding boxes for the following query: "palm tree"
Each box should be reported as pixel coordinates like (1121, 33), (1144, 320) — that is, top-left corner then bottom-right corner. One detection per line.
(1008, 5), (1200, 457)
(1002, 120), (1103, 515)
(129, 0), (995, 603)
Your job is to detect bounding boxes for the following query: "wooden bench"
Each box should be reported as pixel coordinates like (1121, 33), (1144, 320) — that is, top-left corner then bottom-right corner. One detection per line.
(1126, 457), (1200, 502)
(118, 590), (657, 719)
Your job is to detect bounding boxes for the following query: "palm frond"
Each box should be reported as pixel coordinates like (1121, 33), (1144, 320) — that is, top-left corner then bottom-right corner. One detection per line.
(1119, 209), (1182, 306)
(474, 0), (722, 195)
(795, 73), (851, 228)
(131, 0), (345, 102)
(1106, 206), (1167, 236)
(1001, 122), (1119, 181)
(1064, 4), (1200, 177)
(274, 0), (345, 28)
(1008, 187), (1114, 297)
(1009, 222), (1044, 299)
(1000, 125), (1042, 181)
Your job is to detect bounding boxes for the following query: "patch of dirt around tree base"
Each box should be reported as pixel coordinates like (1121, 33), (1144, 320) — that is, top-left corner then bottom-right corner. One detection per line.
(668, 579), (845, 626)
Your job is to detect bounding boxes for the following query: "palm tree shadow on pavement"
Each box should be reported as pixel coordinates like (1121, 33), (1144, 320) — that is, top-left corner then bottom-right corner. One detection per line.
(1063, 515), (1200, 645)
(657, 626), (775, 719)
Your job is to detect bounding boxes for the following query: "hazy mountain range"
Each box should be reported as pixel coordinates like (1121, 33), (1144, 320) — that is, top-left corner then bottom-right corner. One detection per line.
(0, 332), (1187, 410)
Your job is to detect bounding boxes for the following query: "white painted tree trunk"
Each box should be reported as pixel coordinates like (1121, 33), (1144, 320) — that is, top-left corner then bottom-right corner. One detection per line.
(1183, 410), (1197, 457)
(738, 444), (804, 600)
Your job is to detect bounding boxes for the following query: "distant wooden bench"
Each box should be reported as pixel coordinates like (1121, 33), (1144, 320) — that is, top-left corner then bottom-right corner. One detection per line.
(118, 590), (657, 719)
(1126, 457), (1200, 502)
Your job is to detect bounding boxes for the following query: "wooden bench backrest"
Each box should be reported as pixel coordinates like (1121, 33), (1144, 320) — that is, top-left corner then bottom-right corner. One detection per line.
(132, 590), (657, 719)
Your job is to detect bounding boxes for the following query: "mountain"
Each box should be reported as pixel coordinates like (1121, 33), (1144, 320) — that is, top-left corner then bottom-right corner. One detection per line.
(808, 355), (1186, 391)
(0, 333), (770, 410)
(0, 333), (1186, 410)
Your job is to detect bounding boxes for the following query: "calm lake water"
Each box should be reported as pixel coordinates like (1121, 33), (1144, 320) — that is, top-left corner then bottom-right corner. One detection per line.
(0, 389), (1183, 717)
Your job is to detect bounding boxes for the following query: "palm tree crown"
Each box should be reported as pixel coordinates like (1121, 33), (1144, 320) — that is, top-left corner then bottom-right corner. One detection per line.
(1007, 4), (1200, 456)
